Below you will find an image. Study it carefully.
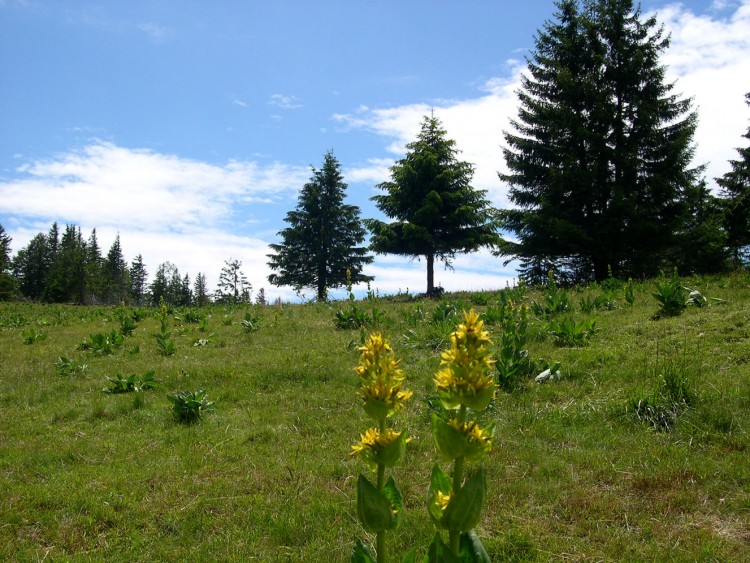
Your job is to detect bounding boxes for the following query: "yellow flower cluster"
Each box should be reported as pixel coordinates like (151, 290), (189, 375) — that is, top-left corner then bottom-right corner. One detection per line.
(447, 418), (493, 461)
(355, 333), (413, 420)
(351, 427), (408, 470)
(434, 309), (496, 411)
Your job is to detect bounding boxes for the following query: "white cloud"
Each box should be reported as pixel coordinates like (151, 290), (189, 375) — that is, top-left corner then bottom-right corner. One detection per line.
(333, 2), (750, 204)
(268, 94), (303, 110)
(1, 142), (311, 301)
(137, 22), (172, 42)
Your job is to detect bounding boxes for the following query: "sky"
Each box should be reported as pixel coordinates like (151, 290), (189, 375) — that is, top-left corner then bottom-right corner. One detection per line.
(1, 0), (749, 302)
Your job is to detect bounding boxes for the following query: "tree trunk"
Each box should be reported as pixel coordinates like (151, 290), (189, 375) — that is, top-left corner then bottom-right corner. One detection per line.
(426, 252), (434, 296)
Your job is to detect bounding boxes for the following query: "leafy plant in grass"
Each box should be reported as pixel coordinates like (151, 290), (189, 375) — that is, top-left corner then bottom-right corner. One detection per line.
(113, 303), (137, 337)
(53, 356), (87, 376)
(530, 271), (571, 317)
(351, 333), (412, 562)
(168, 389), (214, 423)
(549, 317), (598, 347)
(78, 329), (124, 355)
(155, 300), (175, 356)
(103, 371), (158, 394)
(241, 310), (261, 333)
(352, 310), (494, 562)
(624, 278), (636, 306)
(495, 301), (534, 390)
(22, 327), (47, 345)
(335, 270), (379, 330)
(652, 275), (689, 317)
(428, 309), (495, 559)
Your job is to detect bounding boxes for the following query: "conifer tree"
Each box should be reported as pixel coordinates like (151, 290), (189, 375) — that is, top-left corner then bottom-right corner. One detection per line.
(366, 114), (498, 295)
(500, 0), (709, 283)
(128, 254), (148, 305)
(85, 229), (104, 302)
(717, 92), (750, 264)
(216, 259), (251, 304)
(0, 224), (14, 300)
(46, 225), (87, 303)
(268, 151), (373, 301)
(193, 272), (210, 306)
(103, 233), (129, 304)
(13, 233), (49, 300)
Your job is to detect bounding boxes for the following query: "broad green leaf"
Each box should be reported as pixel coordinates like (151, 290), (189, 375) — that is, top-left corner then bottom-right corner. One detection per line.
(458, 530), (491, 563)
(432, 414), (469, 460)
(427, 463), (453, 525)
(356, 474), (395, 533)
(382, 476), (404, 529)
(442, 468), (486, 532)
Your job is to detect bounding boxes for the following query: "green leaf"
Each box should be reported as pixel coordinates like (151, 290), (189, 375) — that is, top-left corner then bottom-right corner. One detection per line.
(458, 530), (491, 563)
(382, 476), (404, 529)
(427, 463), (453, 526)
(432, 414), (469, 460)
(400, 548), (418, 563)
(442, 468), (486, 532)
(351, 536), (376, 563)
(425, 533), (461, 563)
(356, 474), (395, 533)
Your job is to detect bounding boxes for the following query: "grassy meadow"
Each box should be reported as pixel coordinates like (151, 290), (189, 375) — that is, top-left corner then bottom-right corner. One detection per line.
(1, 273), (749, 561)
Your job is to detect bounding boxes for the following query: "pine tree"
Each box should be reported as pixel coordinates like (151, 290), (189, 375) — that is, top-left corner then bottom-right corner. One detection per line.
(128, 254), (148, 305)
(46, 225), (87, 303)
(193, 272), (210, 306)
(216, 259), (251, 304)
(0, 224), (11, 274)
(85, 229), (104, 302)
(0, 224), (14, 300)
(103, 233), (129, 304)
(366, 114), (498, 295)
(501, 0), (707, 283)
(12, 233), (49, 300)
(268, 151), (373, 301)
(149, 262), (171, 306)
(717, 92), (750, 264)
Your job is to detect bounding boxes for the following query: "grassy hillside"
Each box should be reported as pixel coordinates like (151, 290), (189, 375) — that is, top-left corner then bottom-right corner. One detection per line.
(1, 273), (749, 561)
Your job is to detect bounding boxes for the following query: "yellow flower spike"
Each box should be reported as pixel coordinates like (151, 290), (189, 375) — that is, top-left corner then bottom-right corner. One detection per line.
(355, 333), (412, 420)
(350, 427), (408, 471)
(434, 309), (497, 411)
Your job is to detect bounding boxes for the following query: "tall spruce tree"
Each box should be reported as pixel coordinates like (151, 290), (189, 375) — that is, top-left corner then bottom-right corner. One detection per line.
(103, 234), (129, 304)
(500, 0), (707, 283)
(366, 114), (498, 295)
(85, 229), (104, 302)
(46, 225), (87, 303)
(716, 92), (750, 264)
(193, 272), (210, 306)
(0, 224), (14, 300)
(128, 254), (148, 305)
(13, 233), (49, 300)
(268, 151), (373, 301)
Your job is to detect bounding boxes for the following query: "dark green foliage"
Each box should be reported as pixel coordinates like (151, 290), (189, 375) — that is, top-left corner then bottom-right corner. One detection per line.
(103, 371), (158, 394)
(651, 276), (689, 317)
(268, 151), (373, 301)
(366, 114), (499, 295)
(548, 316), (598, 347)
(103, 233), (129, 304)
(716, 92), (750, 264)
(500, 0), (716, 283)
(128, 254), (148, 305)
(167, 389), (214, 423)
(78, 329), (124, 355)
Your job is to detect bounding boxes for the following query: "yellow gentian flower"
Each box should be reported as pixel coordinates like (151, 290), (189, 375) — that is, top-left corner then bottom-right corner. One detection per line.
(356, 333), (412, 420)
(351, 427), (408, 470)
(434, 309), (496, 411)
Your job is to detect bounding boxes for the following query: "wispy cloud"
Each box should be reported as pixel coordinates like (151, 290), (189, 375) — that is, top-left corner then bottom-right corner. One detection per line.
(137, 22), (172, 42)
(1, 143), (309, 298)
(268, 94), (303, 110)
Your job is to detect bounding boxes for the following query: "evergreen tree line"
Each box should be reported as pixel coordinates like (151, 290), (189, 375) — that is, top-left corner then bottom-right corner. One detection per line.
(0, 222), (253, 306)
(2, 0), (749, 302)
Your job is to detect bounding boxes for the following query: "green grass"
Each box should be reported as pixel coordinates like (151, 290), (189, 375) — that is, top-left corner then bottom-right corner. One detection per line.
(1, 273), (749, 561)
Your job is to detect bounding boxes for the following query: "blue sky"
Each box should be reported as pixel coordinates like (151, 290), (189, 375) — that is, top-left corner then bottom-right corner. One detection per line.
(1, 0), (749, 301)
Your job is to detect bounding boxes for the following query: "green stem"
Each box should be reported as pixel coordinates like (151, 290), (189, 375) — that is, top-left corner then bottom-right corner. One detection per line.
(449, 405), (468, 555)
(377, 418), (387, 563)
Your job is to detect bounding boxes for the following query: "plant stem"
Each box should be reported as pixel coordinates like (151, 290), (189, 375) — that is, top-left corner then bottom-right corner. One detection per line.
(449, 405), (468, 555)
(377, 418), (386, 563)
